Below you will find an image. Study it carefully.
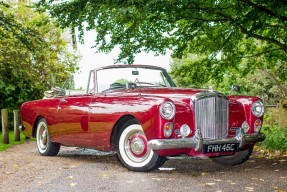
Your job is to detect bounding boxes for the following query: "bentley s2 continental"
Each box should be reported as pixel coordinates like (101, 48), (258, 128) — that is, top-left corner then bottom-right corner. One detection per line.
(19, 64), (265, 172)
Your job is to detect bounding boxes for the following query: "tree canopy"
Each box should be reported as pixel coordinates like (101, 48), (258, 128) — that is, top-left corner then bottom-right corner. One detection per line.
(39, 0), (286, 62)
(39, 0), (287, 102)
(0, 1), (80, 109)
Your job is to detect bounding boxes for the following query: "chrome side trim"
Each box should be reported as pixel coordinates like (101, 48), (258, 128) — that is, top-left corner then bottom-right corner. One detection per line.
(148, 129), (265, 151)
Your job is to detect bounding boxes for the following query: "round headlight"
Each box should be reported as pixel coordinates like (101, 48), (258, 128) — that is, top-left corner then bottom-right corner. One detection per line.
(160, 101), (175, 120)
(252, 100), (264, 117)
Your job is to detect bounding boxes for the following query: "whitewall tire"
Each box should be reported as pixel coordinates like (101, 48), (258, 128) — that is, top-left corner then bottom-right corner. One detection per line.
(116, 119), (165, 172)
(36, 119), (60, 156)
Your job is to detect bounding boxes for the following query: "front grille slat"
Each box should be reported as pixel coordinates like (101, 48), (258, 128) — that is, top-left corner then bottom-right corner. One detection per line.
(193, 94), (228, 139)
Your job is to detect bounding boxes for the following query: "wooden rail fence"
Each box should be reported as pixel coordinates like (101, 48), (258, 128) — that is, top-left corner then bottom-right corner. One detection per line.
(1, 109), (20, 144)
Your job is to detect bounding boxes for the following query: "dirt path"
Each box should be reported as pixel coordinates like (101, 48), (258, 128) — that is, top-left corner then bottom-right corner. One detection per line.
(0, 141), (286, 192)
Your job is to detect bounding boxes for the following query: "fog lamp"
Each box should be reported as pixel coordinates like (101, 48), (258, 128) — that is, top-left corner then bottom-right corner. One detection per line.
(254, 119), (262, 133)
(180, 124), (191, 138)
(163, 122), (173, 138)
(242, 121), (250, 133)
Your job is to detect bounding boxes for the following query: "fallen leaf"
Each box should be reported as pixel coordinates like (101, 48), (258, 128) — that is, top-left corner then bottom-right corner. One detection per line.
(245, 186), (255, 191)
(70, 183), (77, 187)
(99, 173), (109, 179)
(213, 179), (222, 182)
(201, 172), (208, 176)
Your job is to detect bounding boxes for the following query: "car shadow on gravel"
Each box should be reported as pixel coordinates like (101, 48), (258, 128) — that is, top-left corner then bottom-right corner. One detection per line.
(55, 147), (287, 177)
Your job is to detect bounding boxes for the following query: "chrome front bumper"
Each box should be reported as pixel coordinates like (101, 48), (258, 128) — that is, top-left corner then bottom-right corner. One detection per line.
(148, 129), (265, 151)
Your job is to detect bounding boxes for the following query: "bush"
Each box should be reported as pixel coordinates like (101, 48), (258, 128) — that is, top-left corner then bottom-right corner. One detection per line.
(259, 125), (287, 151)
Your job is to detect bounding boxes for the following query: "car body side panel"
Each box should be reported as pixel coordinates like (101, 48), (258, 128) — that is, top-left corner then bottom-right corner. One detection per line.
(228, 96), (263, 133)
(20, 99), (60, 138)
(51, 96), (93, 147)
(88, 94), (165, 151)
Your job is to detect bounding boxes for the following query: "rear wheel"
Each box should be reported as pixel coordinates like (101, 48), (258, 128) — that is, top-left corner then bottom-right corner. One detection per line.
(211, 148), (253, 166)
(36, 119), (60, 156)
(116, 119), (164, 172)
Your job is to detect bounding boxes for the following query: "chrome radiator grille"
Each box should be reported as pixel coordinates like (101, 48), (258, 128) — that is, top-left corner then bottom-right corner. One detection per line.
(193, 94), (228, 139)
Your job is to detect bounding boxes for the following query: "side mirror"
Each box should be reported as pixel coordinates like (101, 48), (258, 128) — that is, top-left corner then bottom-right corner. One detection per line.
(231, 85), (240, 93)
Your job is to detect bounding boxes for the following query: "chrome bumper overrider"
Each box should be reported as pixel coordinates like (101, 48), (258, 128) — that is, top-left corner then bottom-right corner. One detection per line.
(148, 129), (266, 151)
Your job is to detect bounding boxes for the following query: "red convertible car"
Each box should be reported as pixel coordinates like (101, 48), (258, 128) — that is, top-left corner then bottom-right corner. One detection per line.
(20, 64), (265, 172)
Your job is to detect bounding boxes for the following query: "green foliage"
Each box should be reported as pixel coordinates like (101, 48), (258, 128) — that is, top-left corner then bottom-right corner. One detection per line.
(259, 125), (287, 151)
(0, 131), (26, 151)
(0, 1), (80, 109)
(36, 0), (287, 103)
(263, 107), (279, 126)
(170, 50), (287, 103)
(37, 0), (287, 65)
(0, 1), (41, 50)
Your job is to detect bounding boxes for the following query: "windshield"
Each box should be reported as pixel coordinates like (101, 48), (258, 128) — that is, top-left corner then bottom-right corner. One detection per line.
(95, 66), (176, 92)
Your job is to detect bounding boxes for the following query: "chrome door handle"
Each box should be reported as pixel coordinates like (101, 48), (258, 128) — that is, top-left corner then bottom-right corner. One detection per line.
(60, 98), (67, 103)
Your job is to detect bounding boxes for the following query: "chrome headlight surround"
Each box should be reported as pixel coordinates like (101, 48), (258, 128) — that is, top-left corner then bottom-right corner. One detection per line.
(160, 101), (175, 120)
(251, 100), (264, 117)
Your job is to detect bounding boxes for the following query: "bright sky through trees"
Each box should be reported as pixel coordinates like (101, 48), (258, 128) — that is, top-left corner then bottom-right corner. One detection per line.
(74, 30), (171, 89)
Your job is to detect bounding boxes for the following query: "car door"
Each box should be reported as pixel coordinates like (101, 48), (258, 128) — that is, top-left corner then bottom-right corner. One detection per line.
(56, 95), (93, 147)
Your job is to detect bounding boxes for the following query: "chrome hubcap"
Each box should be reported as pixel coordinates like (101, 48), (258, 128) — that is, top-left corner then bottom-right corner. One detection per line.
(130, 138), (145, 155)
(41, 130), (47, 146)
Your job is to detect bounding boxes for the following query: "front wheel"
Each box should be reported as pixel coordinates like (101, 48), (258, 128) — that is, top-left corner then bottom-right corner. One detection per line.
(211, 148), (253, 166)
(116, 119), (165, 172)
(36, 119), (60, 156)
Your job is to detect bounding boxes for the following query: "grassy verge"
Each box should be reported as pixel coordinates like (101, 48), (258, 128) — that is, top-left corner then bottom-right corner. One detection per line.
(0, 131), (26, 151)
(255, 107), (287, 156)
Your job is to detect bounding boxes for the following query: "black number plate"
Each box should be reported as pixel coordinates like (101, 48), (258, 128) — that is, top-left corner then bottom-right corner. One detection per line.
(203, 143), (238, 153)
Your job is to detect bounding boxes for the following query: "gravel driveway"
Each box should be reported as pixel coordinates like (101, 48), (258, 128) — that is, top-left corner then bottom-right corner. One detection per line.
(0, 141), (286, 192)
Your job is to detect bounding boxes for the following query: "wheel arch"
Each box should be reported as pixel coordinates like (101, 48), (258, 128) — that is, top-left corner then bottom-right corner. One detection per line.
(32, 115), (45, 138)
(110, 115), (139, 150)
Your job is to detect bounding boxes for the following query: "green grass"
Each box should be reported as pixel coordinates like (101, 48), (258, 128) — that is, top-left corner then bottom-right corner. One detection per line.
(0, 131), (26, 151)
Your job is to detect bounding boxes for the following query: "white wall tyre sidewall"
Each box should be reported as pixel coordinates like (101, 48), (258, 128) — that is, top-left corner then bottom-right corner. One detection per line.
(118, 124), (154, 168)
(36, 120), (49, 154)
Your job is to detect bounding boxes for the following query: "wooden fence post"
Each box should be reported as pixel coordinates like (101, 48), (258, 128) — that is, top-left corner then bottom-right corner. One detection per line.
(13, 110), (20, 142)
(1, 109), (9, 144)
(279, 99), (287, 128)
